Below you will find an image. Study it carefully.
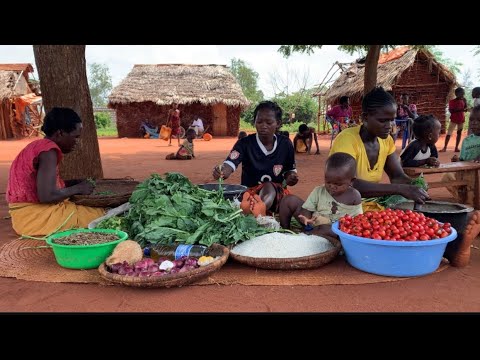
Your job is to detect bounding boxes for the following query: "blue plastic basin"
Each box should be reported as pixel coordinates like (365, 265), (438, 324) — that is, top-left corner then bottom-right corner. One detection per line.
(331, 221), (457, 277)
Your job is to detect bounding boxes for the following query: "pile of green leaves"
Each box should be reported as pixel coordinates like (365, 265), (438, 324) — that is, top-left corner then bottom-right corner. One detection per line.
(96, 216), (128, 232)
(125, 172), (273, 247)
(364, 174), (429, 208)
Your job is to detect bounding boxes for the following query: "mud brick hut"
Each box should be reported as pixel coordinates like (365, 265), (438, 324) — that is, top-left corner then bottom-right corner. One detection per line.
(108, 64), (250, 138)
(321, 47), (457, 133)
(0, 63), (43, 140)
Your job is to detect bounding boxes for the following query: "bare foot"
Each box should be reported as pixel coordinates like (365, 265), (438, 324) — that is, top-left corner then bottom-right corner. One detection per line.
(251, 194), (267, 217)
(454, 148), (460, 153)
(439, 148), (447, 152)
(445, 210), (480, 267)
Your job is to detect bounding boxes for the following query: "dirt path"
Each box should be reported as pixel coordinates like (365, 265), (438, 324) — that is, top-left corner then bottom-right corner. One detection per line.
(0, 134), (479, 312)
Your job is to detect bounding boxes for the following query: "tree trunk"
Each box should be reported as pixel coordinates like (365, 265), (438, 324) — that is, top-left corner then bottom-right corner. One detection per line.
(364, 45), (381, 95)
(33, 45), (103, 180)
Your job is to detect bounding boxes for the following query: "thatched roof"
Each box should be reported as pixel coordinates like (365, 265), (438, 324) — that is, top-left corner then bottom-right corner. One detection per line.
(109, 64), (250, 108)
(0, 71), (17, 100)
(0, 63), (33, 72)
(321, 47), (456, 103)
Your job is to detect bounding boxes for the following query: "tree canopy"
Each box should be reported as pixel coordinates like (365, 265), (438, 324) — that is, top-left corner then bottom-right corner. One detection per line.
(88, 63), (113, 107)
(230, 58), (263, 103)
(230, 58), (264, 123)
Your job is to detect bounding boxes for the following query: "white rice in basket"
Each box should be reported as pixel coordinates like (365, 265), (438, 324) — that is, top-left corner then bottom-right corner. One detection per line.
(231, 232), (334, 258)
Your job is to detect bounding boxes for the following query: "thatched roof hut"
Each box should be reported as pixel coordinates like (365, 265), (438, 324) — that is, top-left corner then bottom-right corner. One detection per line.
(0, 64), (43, 140)
(109, 64), (250, 138)
(320, 47), (457, 132)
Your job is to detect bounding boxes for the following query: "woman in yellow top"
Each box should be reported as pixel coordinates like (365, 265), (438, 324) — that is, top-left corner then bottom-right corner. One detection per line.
(329, 87), (429, 204)
(329, 87), (480, 268)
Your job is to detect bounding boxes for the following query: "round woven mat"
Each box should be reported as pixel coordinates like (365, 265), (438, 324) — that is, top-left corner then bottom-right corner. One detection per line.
(0, 238), (451, 286)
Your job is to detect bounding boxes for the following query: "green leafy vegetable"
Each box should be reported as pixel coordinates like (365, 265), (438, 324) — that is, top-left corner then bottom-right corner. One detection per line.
(363, 174), (429, 208)
(96, 216), (128, 232)
(125, 172), (274, 247)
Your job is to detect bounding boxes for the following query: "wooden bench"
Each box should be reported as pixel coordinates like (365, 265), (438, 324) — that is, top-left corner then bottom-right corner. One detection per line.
(403, 161), (480, 209)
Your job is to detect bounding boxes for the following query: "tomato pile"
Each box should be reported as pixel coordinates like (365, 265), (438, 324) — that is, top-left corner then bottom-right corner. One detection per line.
(339, 209), (452, 241)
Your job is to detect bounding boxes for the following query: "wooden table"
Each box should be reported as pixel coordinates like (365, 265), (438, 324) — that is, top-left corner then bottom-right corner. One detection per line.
(403, 161), (480, 209)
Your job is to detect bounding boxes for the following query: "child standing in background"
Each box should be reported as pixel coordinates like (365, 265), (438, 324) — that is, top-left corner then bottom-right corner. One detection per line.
(473, 87), (480, 108)
(443, 105), (480, 204)
(440, 87), (468, 152)
(469, 87), (480, 135)
(400, 115), (441, 167)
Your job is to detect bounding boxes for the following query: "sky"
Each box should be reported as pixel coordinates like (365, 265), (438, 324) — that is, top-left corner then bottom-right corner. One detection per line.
(0, 45), (478, 99)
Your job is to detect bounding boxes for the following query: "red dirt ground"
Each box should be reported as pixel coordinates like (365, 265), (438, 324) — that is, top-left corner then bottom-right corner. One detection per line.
(0, 134), (479, 312)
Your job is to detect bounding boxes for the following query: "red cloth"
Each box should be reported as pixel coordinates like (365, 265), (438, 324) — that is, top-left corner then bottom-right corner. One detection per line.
(449, 98), (467, 124)
(397, 103), (417, 119)
(326, 105), (353, 122)
(170, 111), (181, 135)
(6, 139), (65, 203)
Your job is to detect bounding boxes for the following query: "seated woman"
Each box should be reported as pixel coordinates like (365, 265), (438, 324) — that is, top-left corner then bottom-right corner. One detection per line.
(293, 124), (320, 155)
(326, 95), (353, 132)
(329, 87), (480, 268)
(6, 108), (105, 237)
(212, 101), (303, 229)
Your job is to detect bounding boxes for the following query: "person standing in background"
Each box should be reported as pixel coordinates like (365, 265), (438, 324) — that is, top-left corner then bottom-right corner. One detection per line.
(167, 103), (181, 147)
(440, 87), (468, 152)
(469, 87), (480, 135)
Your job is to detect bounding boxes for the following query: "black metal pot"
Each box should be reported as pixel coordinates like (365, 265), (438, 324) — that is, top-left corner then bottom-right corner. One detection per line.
(198, 183), (247, 201)
(391, 200), (473, 233)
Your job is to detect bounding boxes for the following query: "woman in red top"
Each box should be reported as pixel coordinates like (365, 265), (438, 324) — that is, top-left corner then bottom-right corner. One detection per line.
(167, 103), (181, 147)
(6, 108), (105, 236)
(440, 87), (468, 152)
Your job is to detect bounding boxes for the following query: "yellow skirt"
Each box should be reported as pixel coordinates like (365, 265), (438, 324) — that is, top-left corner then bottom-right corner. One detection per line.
(8, 200), (105, 237)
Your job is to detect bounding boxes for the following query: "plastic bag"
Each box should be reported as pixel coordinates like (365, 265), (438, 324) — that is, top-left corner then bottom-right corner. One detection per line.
(159, 125), (172, 140)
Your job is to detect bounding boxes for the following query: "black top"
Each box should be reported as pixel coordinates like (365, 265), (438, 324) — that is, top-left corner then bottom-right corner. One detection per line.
(400, 140), (438, 167)
(223, 134), (296, 187)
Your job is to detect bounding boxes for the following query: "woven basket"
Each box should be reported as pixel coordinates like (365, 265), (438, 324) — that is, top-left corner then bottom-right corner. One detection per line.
(98, 243), (229, 288)
(229, 235), (341, 270)
(70, 178), (139, 208)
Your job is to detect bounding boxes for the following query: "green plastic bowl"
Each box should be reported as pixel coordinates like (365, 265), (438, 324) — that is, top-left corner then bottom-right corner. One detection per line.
(46, 228), (128, 270)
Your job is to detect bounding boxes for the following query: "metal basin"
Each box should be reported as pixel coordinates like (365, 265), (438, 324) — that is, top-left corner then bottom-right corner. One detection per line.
(198, 183), (247, 201)
(391, 200), (473, 233)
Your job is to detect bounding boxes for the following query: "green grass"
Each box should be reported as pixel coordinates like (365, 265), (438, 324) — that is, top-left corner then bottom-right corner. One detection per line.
(239, 119), (322, 134)
(96, 126), (118, 137)
(239, 119), (256, 132)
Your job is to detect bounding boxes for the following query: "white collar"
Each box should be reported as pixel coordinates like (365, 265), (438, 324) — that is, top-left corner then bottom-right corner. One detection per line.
(256, 133), (277, 155)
